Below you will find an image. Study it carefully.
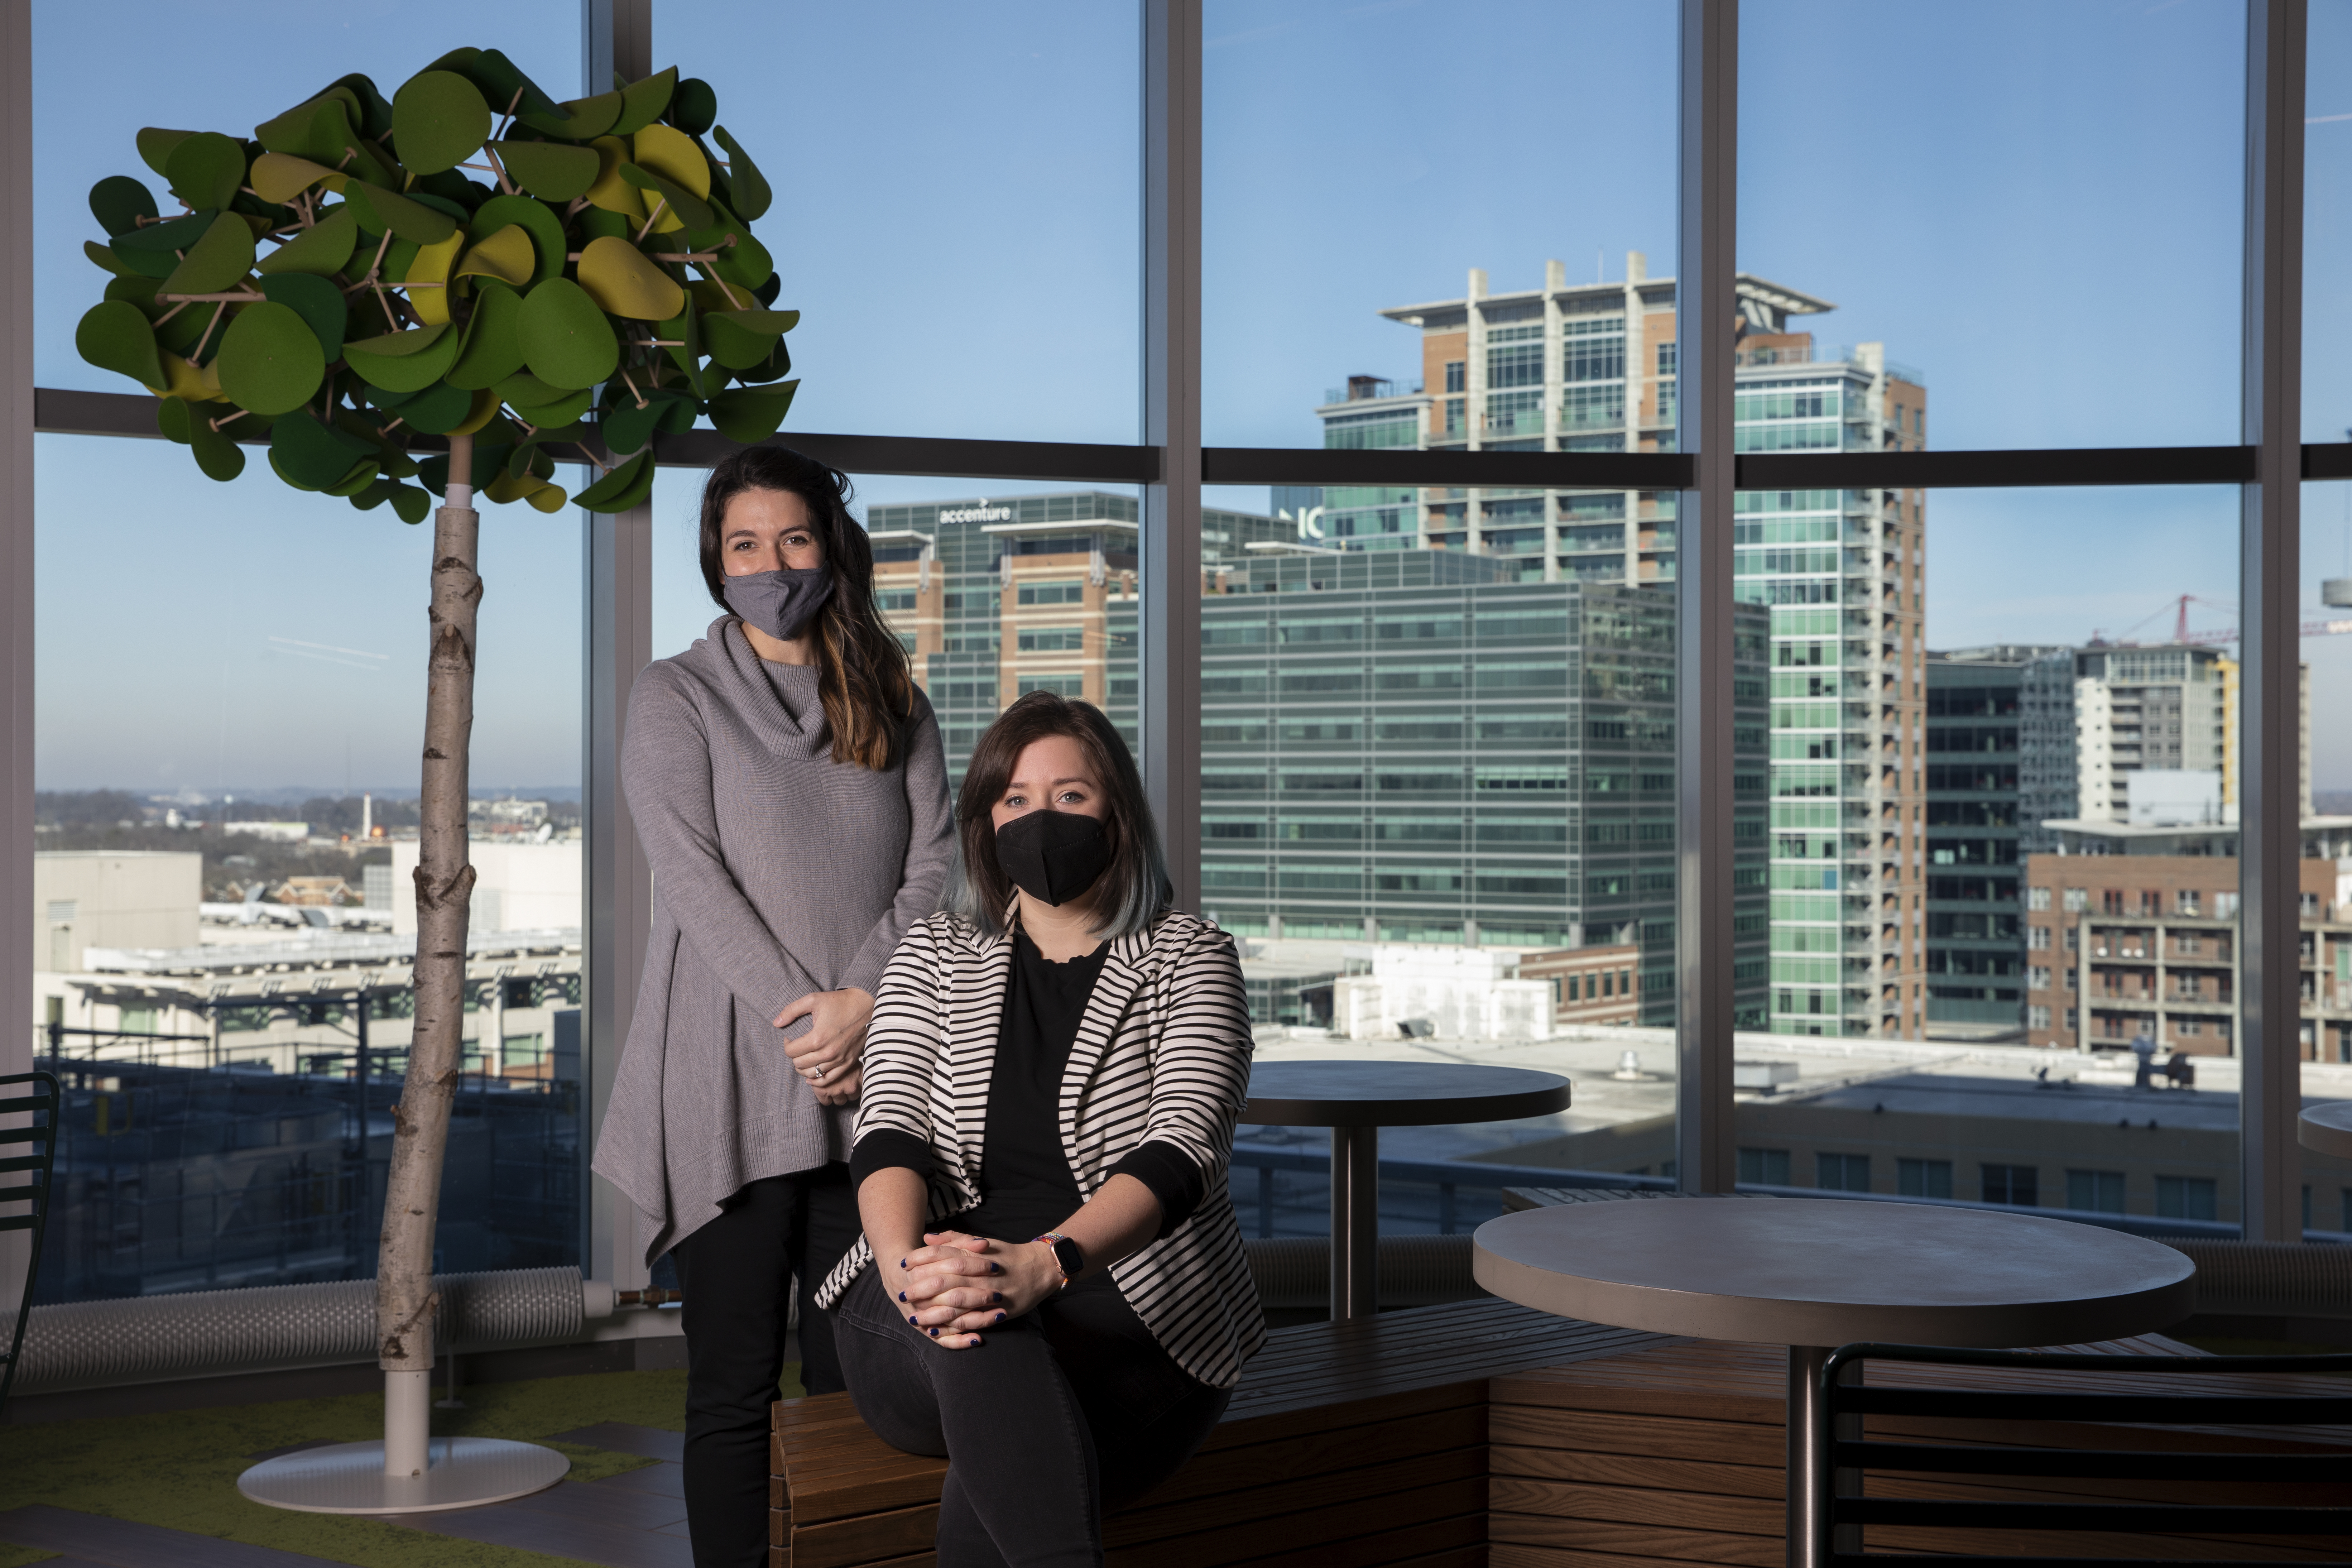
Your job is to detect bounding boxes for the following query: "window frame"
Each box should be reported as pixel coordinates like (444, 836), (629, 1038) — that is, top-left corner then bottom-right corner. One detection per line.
(3, 1), (2334, 1313)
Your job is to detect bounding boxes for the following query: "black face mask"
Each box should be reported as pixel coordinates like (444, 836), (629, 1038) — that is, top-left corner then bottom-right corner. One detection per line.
(995, 809), (1112, 907)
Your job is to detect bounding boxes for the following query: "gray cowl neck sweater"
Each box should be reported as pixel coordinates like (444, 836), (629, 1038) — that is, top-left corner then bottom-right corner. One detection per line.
(591, 616), (955, 1261)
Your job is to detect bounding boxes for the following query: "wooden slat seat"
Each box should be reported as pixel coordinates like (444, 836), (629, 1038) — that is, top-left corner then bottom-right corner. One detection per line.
(771, 1297), (1674, 1568)
(1487, 1334), (2352, 1568)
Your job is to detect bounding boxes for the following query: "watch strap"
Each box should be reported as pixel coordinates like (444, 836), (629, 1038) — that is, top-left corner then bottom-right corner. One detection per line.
(1034, 1231), (1084, 1288)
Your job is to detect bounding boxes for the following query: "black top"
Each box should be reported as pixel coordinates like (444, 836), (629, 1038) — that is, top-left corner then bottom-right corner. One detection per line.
(1242, 1059), (1571, 1128)
(851, 930), (1206, 1244)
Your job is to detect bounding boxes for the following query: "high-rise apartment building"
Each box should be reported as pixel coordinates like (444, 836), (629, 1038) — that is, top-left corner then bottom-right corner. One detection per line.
(1923, 649), (2059, 1034)
(1328, 256), (1929, 1038)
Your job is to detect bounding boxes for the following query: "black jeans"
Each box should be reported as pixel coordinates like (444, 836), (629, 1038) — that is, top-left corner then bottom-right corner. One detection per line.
(671, 1165), (860, 1568)
(833, 1262), (1230, 1568)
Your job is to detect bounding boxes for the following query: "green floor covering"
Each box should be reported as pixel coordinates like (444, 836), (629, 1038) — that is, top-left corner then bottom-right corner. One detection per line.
(0, 1363), (803, 1567)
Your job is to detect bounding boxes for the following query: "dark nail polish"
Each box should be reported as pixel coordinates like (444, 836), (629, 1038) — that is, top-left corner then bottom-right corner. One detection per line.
(928, 1327), (939, 1337)
(897, 1291), (906, 1301)
(908, 1314), (918, 1324)
(989, 1262), (1002, 1275)
(898, 1258), (906, 1268)
(996, 1312), (1007, 1322)
(991, 1291), (1003, 1304)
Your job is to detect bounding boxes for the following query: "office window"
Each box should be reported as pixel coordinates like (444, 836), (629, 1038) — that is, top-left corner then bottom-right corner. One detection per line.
(1816, 1153), (1870, 1192)
(2065, 1169), (2127, 1215)
(2155, 1175), (2218, 1222)
(1897, 1158), (1953, 1199)
(1444, 360), (1466, 394)
(1982, 1164), (2039, 1207)
(1738, 1147), (1792, 1185)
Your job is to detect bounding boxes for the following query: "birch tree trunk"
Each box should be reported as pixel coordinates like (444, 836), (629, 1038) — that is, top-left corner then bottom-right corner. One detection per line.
(377, 431), (479, 1414)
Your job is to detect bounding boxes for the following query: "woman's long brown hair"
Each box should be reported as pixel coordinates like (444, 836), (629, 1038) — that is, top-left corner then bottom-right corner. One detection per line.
(698, 446), (916, 770)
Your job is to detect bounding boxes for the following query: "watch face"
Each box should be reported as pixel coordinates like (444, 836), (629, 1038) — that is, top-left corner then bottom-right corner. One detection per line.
(1050, 1235), (1086, 1278)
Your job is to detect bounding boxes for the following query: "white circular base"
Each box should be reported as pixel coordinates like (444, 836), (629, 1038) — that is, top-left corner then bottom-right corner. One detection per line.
(237, 1438), (570, 1515)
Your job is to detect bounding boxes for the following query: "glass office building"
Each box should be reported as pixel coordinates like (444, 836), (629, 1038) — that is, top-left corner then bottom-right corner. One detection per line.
(1317, 264), (1929, 1038)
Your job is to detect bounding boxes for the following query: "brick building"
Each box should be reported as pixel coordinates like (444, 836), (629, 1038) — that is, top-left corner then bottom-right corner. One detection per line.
(2021, 818), (2352, 1059)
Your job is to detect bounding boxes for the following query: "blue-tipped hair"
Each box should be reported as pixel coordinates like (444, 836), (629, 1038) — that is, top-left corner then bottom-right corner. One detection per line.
(946, 691), (1173, 939)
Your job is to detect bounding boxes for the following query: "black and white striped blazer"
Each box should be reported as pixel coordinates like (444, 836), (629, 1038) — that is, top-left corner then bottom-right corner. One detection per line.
(815, 908), (1267, 1389)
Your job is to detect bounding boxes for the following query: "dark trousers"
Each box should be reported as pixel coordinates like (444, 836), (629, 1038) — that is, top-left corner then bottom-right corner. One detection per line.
(833, 1262), (1230, 1568)
(671, 1165), (860, 1568)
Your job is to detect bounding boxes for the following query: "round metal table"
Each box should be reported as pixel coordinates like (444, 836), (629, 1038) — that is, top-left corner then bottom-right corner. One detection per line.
(1244, 1060), (1570, 1319)
(2297, 1100), (2352, 1159)
(1473, 1197), (2194, 1568)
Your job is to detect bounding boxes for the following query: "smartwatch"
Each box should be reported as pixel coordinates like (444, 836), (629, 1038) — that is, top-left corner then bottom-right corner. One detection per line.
(1035, 1231), (1085, 1288)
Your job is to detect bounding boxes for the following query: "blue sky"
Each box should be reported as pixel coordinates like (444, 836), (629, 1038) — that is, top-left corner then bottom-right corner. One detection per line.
(28, 1), (2351, 792)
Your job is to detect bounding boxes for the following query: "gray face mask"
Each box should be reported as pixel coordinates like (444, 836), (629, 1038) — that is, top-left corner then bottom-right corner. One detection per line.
(724, 567), (834, 642)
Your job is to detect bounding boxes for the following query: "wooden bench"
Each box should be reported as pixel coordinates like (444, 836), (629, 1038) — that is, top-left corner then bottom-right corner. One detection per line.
(1487, 1334), (2352, 1568)
(769, 1297), (1673, 1568)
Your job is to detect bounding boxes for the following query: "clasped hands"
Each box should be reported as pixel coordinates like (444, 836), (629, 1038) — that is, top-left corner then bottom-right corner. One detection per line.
(774, 987), (873, 1106)
(879, 1231), (1065, 1350)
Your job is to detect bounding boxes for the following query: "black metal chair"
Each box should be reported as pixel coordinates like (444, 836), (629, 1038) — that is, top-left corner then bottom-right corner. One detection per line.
(0, 1070), (61, 1415)
(1810, 1341), (2352, 1568)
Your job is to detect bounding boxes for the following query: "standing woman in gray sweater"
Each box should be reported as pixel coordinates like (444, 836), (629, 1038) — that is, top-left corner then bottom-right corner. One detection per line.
(593, 446), (954, 1568)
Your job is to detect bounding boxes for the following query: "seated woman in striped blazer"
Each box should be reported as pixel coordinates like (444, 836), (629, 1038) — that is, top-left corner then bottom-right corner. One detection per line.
(817, 690), (1263, 1566)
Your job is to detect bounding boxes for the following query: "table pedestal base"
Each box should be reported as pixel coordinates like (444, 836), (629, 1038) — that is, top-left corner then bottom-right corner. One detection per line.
(1331, 1125), (1378, 1320)
(1786, 1346), (1861, 1568)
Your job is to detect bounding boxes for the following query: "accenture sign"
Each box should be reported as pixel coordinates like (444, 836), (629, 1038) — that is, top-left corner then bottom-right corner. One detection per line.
(939, 504), (1014, 524)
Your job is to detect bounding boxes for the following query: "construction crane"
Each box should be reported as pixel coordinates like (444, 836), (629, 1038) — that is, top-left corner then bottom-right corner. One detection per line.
(2087, 593), (2352, 648)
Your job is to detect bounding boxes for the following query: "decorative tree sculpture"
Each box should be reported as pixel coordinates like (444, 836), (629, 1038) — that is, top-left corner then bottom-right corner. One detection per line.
(76, 52), (796, 1511)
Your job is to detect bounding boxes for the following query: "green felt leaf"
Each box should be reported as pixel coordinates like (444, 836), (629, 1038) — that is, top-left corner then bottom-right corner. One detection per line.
(349, 476), (400, 512)
(322, 459), (383, 497)
(489, 139), (598, 202)
(417, 441), (511, 497)
(667, 77), (717, 136)
(454, 222), (534, 287)
(468, 194), (567, 285)
(389, 484), (433, 524)
(341, 182), (457, 244)
(84, 241), (140, 279)
(446, 282), (528, 389)
(658, 300), (705, 398)
(730, 330), (793, 386)
(701, 307), (796, 370)
(104, 274), (163, 312)
(392, 69), (492, 176)
(76, 299), (164, 388)
(617, 162), (711, 232)
(574, 450), (655, 513)
(516, 89), (622, 142)
(466, 48), (561, 121)
(493, 368), (569, 408)
(113, 207), (217, 256)
(600, 394), (662, 457)
(576, 207), (632, 244)
(508, 387), (594, 428)
(186, 403), (248, 481)
(422, 47), (481, 75)
(405, 191), (472, 222)
(608, 67), (679, 137)
(88, 175), (158, 238)
(159, 212), (259, 296)
(271, 408), (375, 489)
(216, 300), (326, 414)
(342, 320), (463, 393)
(516, 277), (619, 389)
(715, 226), (773, 293)
(255, 272), (346, 360)
(256, 208), (357, 276)
(712, 126), (770, 221)
(156, 395), (194, 444)
(254, 96), (355, 163)
(318, 72), (395, 139)
(164, 131), (245, 212)
(708, 381), (798, 446)
(385, 378), (472, 434)
(135, 127), (197, 178)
